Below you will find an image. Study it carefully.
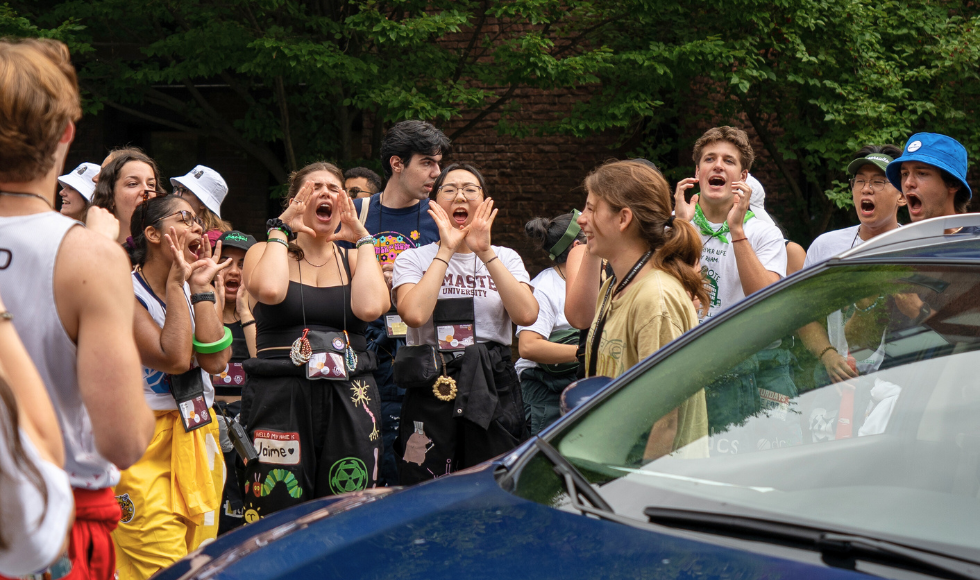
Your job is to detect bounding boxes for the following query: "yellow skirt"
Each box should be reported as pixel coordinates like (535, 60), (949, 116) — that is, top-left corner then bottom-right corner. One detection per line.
(113, 409), (224, 580)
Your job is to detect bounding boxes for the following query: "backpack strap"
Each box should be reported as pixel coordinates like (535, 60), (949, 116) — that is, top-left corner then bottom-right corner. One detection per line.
(358, 197), (370, 226)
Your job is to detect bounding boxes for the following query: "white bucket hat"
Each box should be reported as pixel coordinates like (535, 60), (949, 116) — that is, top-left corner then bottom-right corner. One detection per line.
(746, 173), (774, 225)
(57, 162), (101, 202)
(170, 165), (228, 218)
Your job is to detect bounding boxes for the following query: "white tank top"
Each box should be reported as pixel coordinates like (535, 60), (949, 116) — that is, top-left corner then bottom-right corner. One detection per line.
(131, 272), (214, 411)
(0, 212), (119, 489)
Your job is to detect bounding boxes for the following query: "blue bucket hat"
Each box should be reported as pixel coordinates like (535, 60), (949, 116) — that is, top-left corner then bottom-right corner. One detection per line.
(885, 132), (971, 199)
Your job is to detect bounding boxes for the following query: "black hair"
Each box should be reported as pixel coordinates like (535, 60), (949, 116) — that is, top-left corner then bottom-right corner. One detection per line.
(431, 163), (488, 199)
(380, 120), (451, 178)
(129, 195), (190, 266)
(343, 166), (384, 193)
(525, 212), (586, 264)
(852, 144), (902, 160)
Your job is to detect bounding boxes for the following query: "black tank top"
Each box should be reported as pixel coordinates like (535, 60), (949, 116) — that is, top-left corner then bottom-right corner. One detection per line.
(254, 248), (368, 354)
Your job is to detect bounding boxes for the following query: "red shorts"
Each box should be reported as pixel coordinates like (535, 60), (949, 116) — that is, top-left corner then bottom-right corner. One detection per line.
(65, 488), (122, 580)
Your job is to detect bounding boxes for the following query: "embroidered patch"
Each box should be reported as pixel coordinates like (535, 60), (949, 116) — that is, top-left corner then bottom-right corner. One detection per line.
(907, 140), (922, 152)
(332, 337), (345, 350)
(194, 169), (204, 179)
(350, 380), (379, 441)
(403, 421), (434, 466)
(116, 493), (135, 524)
(260, 469), (302, 498)
(254, 430), (300, 465)
(329, 457), (368, 494)
(244, 508), (261, 524)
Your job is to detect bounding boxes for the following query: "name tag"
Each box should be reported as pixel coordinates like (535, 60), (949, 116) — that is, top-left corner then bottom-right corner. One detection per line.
(385, 313), (408, 338)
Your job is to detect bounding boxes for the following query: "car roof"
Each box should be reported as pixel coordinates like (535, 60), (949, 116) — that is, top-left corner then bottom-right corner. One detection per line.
(838, 213), (980, 261)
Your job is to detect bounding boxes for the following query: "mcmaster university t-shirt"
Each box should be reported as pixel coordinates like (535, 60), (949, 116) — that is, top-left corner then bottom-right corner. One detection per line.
(392, 243), (531, 347)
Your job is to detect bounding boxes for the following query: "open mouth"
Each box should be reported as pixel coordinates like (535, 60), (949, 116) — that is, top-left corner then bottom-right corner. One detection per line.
(225, 279), (241, 292)
(708, 176), (726, 187)
(859, 198), (876, 216)
(452, 207), (469, 226)
(187, 239), (202, 260)
(423, 182), (434, 194)
(906, 193), (922, 214)
(315, 201), (333, 222)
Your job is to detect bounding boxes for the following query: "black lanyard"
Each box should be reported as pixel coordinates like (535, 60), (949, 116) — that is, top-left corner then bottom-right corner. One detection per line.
(587, 250), (652, 377)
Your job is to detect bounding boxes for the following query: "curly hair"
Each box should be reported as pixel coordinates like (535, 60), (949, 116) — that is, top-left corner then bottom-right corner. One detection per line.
(692, 126), (755, 172)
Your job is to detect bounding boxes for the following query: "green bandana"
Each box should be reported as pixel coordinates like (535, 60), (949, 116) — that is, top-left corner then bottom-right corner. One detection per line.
(693, 205), (755, 244)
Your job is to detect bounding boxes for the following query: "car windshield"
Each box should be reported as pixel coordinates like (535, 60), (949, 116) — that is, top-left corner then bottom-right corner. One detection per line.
(514, 262), (980, 561)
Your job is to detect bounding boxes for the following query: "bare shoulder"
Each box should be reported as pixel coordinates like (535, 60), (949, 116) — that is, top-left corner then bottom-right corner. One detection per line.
(55, 227), (133, 339)
(58, 226), (131, 276)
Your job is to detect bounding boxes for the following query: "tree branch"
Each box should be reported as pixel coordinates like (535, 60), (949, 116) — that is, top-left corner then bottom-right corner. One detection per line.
(275, 75), (298, 171)
(449, 84), (518, 141)
(452, 1), (489, 85)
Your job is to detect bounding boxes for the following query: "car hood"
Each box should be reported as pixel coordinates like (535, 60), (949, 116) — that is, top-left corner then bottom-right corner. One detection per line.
(155, 463), (868, 580)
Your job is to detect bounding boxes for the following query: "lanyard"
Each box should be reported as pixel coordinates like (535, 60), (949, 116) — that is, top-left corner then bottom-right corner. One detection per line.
(693, 205), (755, 244)
(587, 250), (652, 377)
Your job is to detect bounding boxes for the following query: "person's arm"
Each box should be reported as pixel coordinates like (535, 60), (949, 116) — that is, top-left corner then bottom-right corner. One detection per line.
(0, 292), (64, 467)
(331, 192), (390, 321)
(466, 199), (538, 326)
(237, 288), (257, 358)
(518, 331), (578, 364)
(54, 228), (153, 470)
(786, 241), (807, 276)
(727, 181), (783, 296)
(185, 238), (233, 374)
(244, 181), (317, 305)
(564, 243), (602, 329)
(396, 203), (469, 328)
(798, 321), (857, 383)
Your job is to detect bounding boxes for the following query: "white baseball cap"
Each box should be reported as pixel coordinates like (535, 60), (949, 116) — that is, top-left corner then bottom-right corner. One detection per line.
(57, 162), (101, 202)
(170, 165), (228, 218)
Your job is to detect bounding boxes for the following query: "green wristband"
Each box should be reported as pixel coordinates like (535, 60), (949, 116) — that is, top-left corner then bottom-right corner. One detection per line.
(193, 326), (234, 354)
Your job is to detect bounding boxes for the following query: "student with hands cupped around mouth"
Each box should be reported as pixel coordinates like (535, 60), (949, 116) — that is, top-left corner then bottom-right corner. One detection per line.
(392, 163), (537, 485)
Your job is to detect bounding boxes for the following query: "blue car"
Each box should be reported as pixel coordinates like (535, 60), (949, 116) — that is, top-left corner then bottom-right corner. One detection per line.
(158, 215), (980, 580)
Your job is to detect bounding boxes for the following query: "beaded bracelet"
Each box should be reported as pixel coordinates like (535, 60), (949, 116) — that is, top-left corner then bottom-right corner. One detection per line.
(817, 345), (837, 361)
(356, 235), (375, 249)
(193, 327), (234, 354)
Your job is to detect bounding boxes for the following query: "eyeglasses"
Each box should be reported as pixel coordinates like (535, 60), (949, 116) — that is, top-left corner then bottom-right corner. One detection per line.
(850, 178), (889, 192)
(161, 210), (205, 229)
(437, 185), (483, 200)
(141, 189), (168, 204)
(173, 185), (191, 197)
(347, 187), (374, 197)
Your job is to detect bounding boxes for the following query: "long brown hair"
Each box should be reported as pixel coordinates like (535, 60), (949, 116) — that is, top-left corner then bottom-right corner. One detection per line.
(282, 161), (345, 260)
(91, 149), (163, 217)
(584, 160), (709, 313)
(0, 376), (47, 550)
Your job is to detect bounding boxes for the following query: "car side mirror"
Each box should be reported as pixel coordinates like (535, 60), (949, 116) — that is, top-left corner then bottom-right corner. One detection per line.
(559, 376), (612, 415)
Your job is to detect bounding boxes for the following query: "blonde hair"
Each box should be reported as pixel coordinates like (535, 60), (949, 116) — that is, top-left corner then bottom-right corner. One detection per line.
(0, 38), (82, 182)
(584, 160), (709, 313)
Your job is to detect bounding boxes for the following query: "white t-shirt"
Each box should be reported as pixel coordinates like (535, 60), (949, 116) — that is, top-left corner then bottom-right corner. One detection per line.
(802, 225), (862, 269)
(0, 427), (73, 576)
(515, 267), (572, 376)
(700, 216), (787, 321)
(393, 243), (531, 347)
(132, 274), (214, 411)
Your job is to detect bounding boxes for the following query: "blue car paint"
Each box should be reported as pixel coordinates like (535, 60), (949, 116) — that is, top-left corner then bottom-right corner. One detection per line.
(155, 463), (865, 580)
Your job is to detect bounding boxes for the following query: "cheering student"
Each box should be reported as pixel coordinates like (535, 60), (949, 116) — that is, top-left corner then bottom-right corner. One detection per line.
(211, 230), (257, 534)
(57, 161), (100, 221)
(886, 132), (972, 223)
(674, 126), (787, 321)
(578, 160), (709, 459)
(348, 120), (449, 485)
(91, 149), (165, 252)
(113, 195), (232, 580)
(516, 212), (585, 435)
(241, 162), (389, 518)
(0, 38), (153, 580)
(393, 163), (537, 484)
(171, 165), (232, 246)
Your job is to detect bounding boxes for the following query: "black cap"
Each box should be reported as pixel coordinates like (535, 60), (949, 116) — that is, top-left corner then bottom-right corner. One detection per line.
(218, 230), (257, 252)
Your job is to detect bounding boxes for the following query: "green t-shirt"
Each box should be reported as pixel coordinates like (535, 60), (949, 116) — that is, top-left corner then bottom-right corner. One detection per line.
(586, 269), (708, 455)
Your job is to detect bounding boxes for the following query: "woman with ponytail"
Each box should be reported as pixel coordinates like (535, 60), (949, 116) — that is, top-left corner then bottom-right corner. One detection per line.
(515, 213), (584, 435)
(578, 160), (708, 459)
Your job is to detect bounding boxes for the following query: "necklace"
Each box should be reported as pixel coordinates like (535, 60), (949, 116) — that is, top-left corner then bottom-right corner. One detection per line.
(0, 190), (52, 209)
(302, 245), (333, 268)
(555, 264), (566, 281)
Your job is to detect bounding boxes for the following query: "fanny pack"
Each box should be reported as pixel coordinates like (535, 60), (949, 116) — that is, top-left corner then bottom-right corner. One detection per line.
(541, 328), (581, 376)
(170, 367), (213, 432)
(306, 330), (355, 380)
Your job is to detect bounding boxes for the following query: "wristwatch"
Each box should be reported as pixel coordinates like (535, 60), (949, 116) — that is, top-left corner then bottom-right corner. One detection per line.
(191, 292), (216, 305)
